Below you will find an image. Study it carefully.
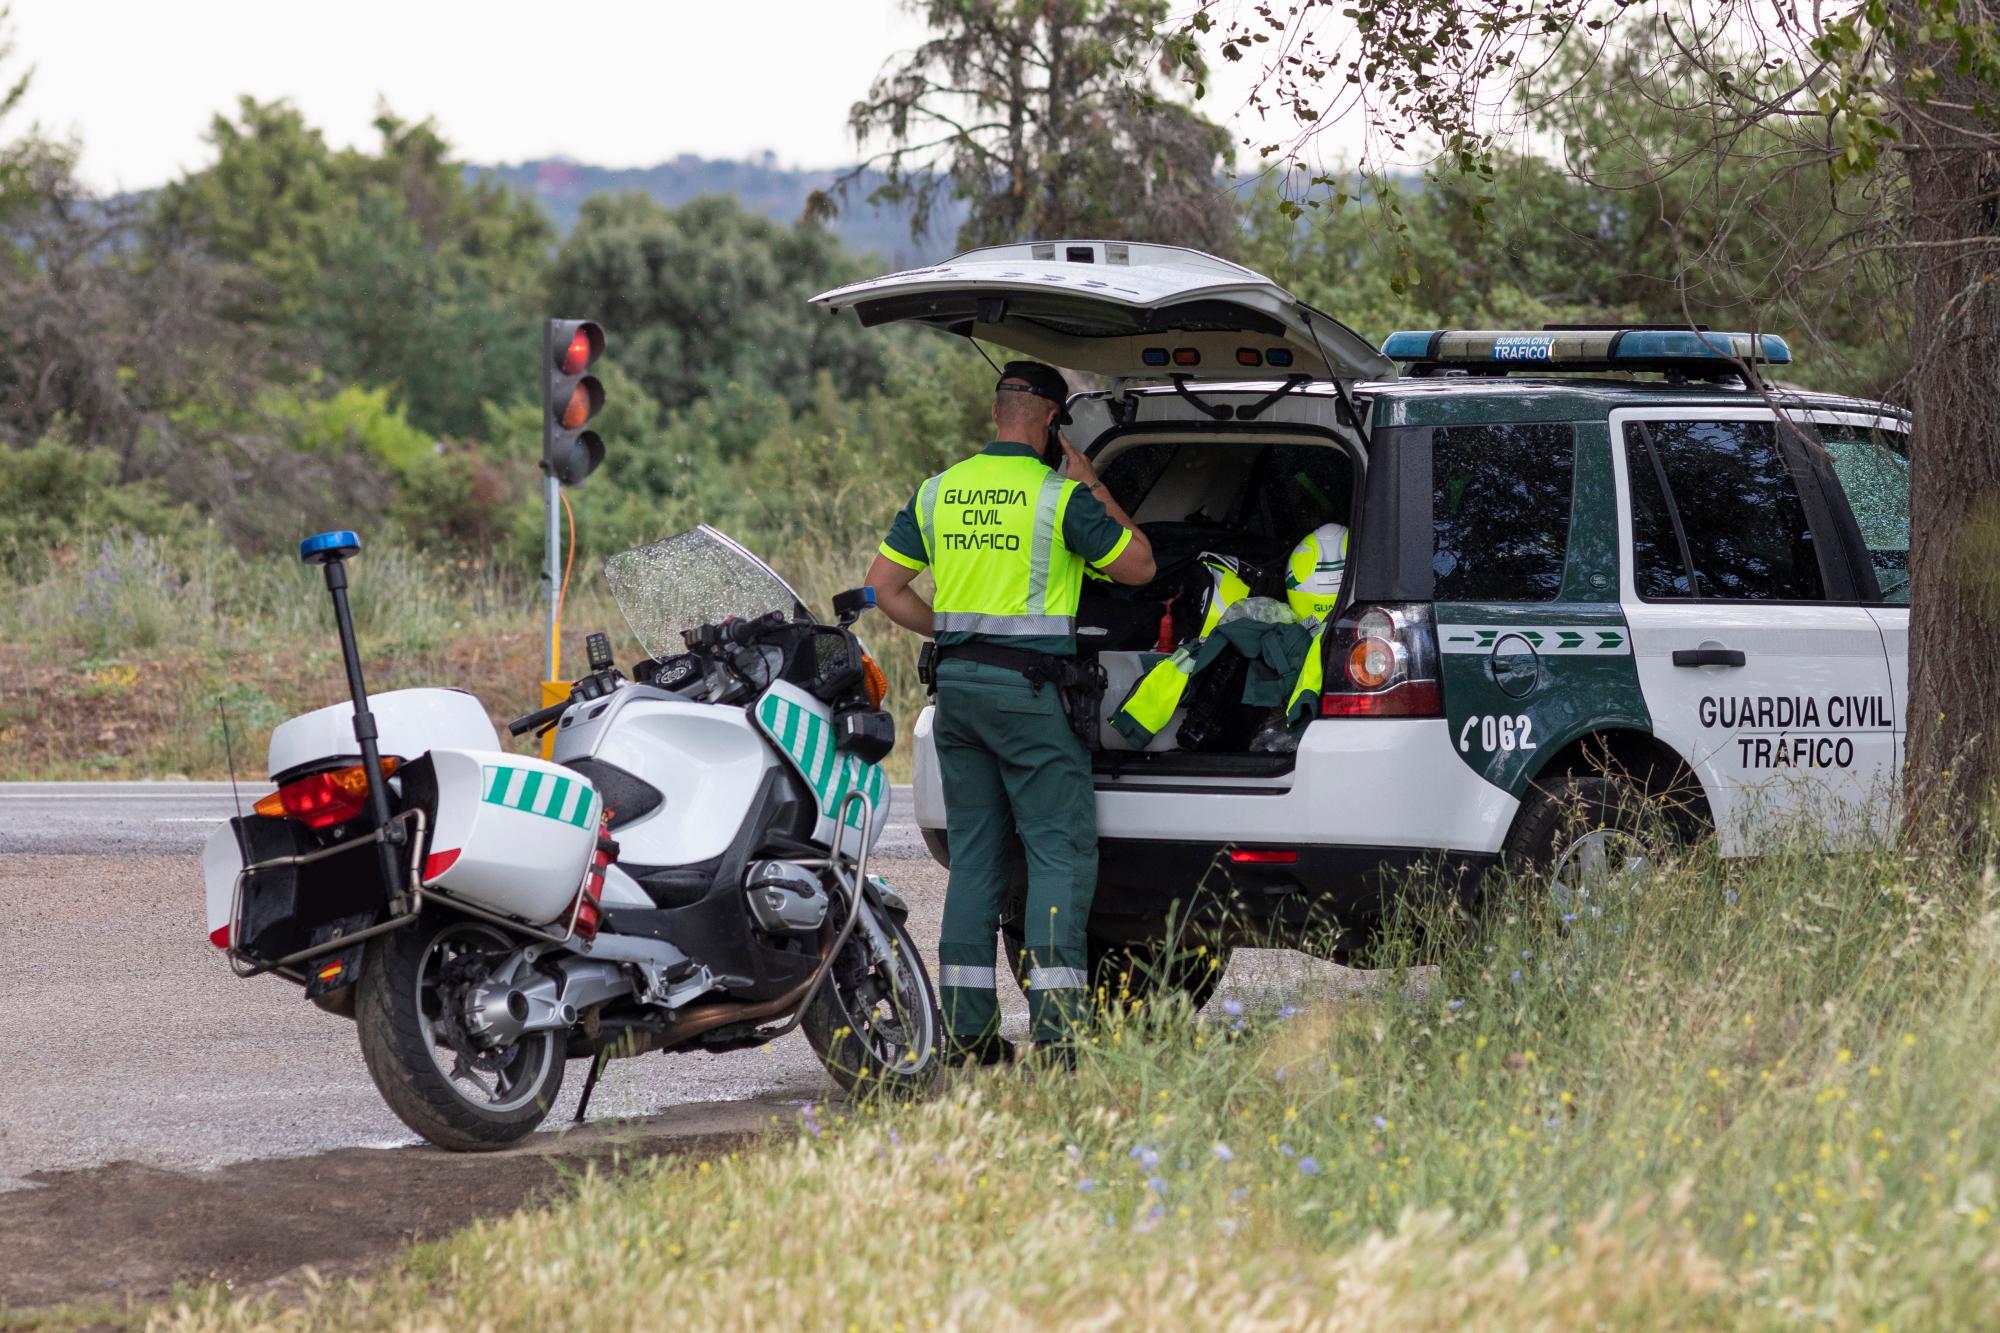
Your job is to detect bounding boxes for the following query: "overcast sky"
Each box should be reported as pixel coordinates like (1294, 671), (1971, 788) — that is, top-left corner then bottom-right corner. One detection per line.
(12, 0), (1322, 193)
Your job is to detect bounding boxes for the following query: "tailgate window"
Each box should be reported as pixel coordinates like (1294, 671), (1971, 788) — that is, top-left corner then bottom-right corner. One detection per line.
(1431, 424), (1576, 601)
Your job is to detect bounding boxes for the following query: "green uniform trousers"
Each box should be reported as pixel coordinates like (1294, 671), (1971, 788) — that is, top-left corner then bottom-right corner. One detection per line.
(933, 658), (1096, 1043)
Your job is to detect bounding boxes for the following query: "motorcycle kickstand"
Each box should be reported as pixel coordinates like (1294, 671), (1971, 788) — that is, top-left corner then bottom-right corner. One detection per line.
(573, 1046), (609, 1124)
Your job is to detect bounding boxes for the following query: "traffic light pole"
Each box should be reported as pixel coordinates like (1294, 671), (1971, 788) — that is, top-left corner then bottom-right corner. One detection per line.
(543, 469), (561, 681)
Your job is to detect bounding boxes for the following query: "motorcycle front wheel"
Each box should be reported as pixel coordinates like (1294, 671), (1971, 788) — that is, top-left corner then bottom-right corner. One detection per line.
(357, 914), (566, 1151)
(802, 897), (940, 1096)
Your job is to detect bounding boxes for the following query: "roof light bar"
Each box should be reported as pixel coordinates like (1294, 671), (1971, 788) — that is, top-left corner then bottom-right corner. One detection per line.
(1381, 327), (1791, 370)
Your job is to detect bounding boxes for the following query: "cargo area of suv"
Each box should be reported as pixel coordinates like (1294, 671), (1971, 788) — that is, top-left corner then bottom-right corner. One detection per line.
(1068, 386), (1369, 773)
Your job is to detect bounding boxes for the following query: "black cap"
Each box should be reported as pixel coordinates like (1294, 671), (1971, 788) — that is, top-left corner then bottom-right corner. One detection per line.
(996, 360), (1072, 425)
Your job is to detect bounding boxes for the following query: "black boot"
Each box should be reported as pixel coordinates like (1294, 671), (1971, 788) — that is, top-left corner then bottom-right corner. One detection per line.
(945, 1033), (1016, 1067)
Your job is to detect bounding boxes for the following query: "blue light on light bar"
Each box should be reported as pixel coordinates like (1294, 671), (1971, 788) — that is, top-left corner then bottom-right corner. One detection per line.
(1381, 328), (1792, 368)
(1141, 347), (1170, 366)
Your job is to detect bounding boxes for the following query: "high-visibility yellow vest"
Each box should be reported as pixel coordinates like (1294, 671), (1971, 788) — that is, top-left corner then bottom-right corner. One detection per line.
(1112, 557), (1330, 747)
(1112, 559), (1253, 742)
(915, 451), (1091, 638)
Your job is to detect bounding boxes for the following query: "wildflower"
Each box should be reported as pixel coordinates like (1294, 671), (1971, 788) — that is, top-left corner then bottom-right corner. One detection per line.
(1299, 1157), (1321, 1175)
(1279, 1143), (1297, 1158)
(1723, 889), (1739, 905)
(1148, 1175), (1167, 1196)
(1278, 1005), (1300, 1020)
(1076, 1179), (1095, 1193)
(1510, 970), (1523, 983)
(1231, 1187), (1249, 1203)
(1448, 999), (1465, 1010)
(1222, 999), (1244, 1017)
(1213, 1143), (1234, 1162)
(1373, 1116), (1388, 1131)
(1837, 1048), (1854, 1064)
(1520, 949), (1532, 960)
(1230, 1017), (1246, 1033)
(1130, 1145), (1161, 1170)
(1275, 1067), (1289, 1081)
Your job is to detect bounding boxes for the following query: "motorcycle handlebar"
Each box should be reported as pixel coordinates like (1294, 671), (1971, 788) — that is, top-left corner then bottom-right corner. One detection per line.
(506, 699), (569, 737)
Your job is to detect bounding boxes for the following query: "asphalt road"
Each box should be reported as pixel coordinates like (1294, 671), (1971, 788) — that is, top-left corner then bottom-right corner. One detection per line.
(0, 784), (1365, 1198)
(0, 781), (930, 857)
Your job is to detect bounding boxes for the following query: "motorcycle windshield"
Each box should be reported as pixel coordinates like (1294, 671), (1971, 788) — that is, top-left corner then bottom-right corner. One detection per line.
(604, 525), (813, 662)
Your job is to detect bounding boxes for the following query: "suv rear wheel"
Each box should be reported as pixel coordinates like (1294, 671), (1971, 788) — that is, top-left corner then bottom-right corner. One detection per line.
(1498, 773), (1669, 922)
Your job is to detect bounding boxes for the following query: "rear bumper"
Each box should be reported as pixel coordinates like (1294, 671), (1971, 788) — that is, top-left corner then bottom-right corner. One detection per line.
(1091, 838), (1495, 948)
(912, 710), (1520, 854)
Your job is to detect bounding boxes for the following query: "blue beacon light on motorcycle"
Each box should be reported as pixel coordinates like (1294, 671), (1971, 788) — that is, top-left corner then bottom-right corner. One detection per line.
(299, 530), (362, 565)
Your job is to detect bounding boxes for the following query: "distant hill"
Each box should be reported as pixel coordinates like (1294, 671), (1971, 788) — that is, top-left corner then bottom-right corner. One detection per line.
(470, 154), (964, 266)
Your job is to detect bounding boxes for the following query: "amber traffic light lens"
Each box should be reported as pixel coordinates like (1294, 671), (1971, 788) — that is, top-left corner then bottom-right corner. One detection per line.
(560, 383), (593, 429)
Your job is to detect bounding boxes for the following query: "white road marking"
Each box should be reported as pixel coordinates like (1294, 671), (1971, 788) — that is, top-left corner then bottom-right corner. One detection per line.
(154, 817), (229, 824)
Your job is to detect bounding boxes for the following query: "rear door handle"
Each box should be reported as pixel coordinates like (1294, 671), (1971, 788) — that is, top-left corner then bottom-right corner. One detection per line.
(1672, 647), (1747, 668)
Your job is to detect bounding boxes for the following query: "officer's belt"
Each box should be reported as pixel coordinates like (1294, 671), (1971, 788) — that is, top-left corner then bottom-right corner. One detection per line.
(932, 641), (1070, 682)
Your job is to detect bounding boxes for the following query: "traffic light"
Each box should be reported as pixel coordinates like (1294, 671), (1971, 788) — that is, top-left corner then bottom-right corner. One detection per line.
(543, 319), (605, 485)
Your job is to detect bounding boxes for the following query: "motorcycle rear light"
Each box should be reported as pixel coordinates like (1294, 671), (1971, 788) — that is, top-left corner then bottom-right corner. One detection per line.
(1229, 848), (1298, 864)
(423, 848), (462, 881)
(209, 924), (230, 949)
(256, 758), (400, 830)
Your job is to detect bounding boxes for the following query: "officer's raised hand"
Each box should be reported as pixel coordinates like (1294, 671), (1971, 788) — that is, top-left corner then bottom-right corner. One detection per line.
(1060, 433), (1156, 585)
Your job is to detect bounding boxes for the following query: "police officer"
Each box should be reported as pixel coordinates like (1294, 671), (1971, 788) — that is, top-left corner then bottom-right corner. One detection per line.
(865, 361), (1155, 1066)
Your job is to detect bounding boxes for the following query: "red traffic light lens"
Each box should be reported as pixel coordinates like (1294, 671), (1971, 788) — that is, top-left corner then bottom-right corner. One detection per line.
(555, 322), (602, 375)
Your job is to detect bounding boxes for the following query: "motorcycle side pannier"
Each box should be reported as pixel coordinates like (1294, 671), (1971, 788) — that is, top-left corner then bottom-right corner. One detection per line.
(419, 748), (601, 925)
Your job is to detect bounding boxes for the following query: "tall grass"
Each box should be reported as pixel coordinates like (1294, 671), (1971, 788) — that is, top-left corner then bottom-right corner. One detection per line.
(166, 837), (2000, 1329)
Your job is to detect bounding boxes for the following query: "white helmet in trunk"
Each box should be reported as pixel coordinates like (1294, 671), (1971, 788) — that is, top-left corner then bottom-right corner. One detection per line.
(1286, 522), (1350, 623)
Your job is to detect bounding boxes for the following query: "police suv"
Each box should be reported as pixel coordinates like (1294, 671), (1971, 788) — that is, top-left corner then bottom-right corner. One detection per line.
(813, 243), (1910, 1003)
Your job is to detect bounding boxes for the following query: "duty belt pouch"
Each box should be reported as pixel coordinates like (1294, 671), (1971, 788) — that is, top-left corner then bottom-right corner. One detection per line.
(917, 641), (938, 693)
(1057, 658), (1107, 750)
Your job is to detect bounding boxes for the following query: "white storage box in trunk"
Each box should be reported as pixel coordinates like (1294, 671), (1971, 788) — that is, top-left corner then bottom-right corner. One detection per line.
(422, 749), (600, 925)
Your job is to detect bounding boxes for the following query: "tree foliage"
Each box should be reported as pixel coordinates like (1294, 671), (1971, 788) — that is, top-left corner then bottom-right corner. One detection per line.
(810, 0), (1238, 252)
(150, 99), (553, 439)
(1177, 0), (2000, 838)
(548, 193), (891, 417)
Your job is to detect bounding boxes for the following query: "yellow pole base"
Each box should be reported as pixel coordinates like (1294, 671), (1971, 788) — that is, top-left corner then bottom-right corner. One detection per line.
(539, 679), (569, 760)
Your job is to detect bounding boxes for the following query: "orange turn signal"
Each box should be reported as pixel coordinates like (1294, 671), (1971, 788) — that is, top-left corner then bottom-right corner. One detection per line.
(861, 653), (889, 709)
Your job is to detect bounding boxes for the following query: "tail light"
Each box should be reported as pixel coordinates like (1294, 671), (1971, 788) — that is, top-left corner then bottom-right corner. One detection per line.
(1320, 603), (1444, 718)
(574, 822), (617, 941)
(254, 758), (400, 830)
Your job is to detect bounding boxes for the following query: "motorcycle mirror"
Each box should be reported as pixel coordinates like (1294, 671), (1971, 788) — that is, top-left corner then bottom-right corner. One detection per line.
(832, 587), (876, 626)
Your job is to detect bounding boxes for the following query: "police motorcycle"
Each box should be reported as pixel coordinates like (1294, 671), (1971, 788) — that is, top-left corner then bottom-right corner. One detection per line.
(202, 524), (939, 1151)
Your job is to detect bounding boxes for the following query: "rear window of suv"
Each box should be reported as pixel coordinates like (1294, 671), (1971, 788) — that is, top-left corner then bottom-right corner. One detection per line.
(1430, 423), (1576, 602)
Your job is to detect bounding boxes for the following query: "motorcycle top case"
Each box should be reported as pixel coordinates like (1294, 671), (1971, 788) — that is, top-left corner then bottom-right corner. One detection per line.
(422, 748), (601, 926)
(267, 687), (499, 780)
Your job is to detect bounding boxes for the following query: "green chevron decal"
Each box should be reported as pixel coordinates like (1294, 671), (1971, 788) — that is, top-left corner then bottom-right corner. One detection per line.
(1439, 625), (1628, 655)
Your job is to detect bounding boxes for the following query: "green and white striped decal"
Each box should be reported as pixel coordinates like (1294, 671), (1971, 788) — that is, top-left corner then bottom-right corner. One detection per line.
(755, 687), (888, 830)
(480, 763), (600, 828)
(1439, 625), (1629, 655)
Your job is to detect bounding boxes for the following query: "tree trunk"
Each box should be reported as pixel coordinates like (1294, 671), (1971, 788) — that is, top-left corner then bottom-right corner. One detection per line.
(1900, 54), (2000, 848)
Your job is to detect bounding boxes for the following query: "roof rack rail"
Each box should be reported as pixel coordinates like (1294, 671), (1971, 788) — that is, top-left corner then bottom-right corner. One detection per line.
(1381, 327), (1789, 380)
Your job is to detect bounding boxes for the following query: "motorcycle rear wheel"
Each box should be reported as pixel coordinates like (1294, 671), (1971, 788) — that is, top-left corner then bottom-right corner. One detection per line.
(357, 914), (566, 1151)
(803, 900), (940, 1097)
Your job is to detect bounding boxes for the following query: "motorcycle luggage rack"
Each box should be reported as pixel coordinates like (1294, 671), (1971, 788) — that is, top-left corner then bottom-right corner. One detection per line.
(229, 804), (610, 982)
(226, 809), (429, 981)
